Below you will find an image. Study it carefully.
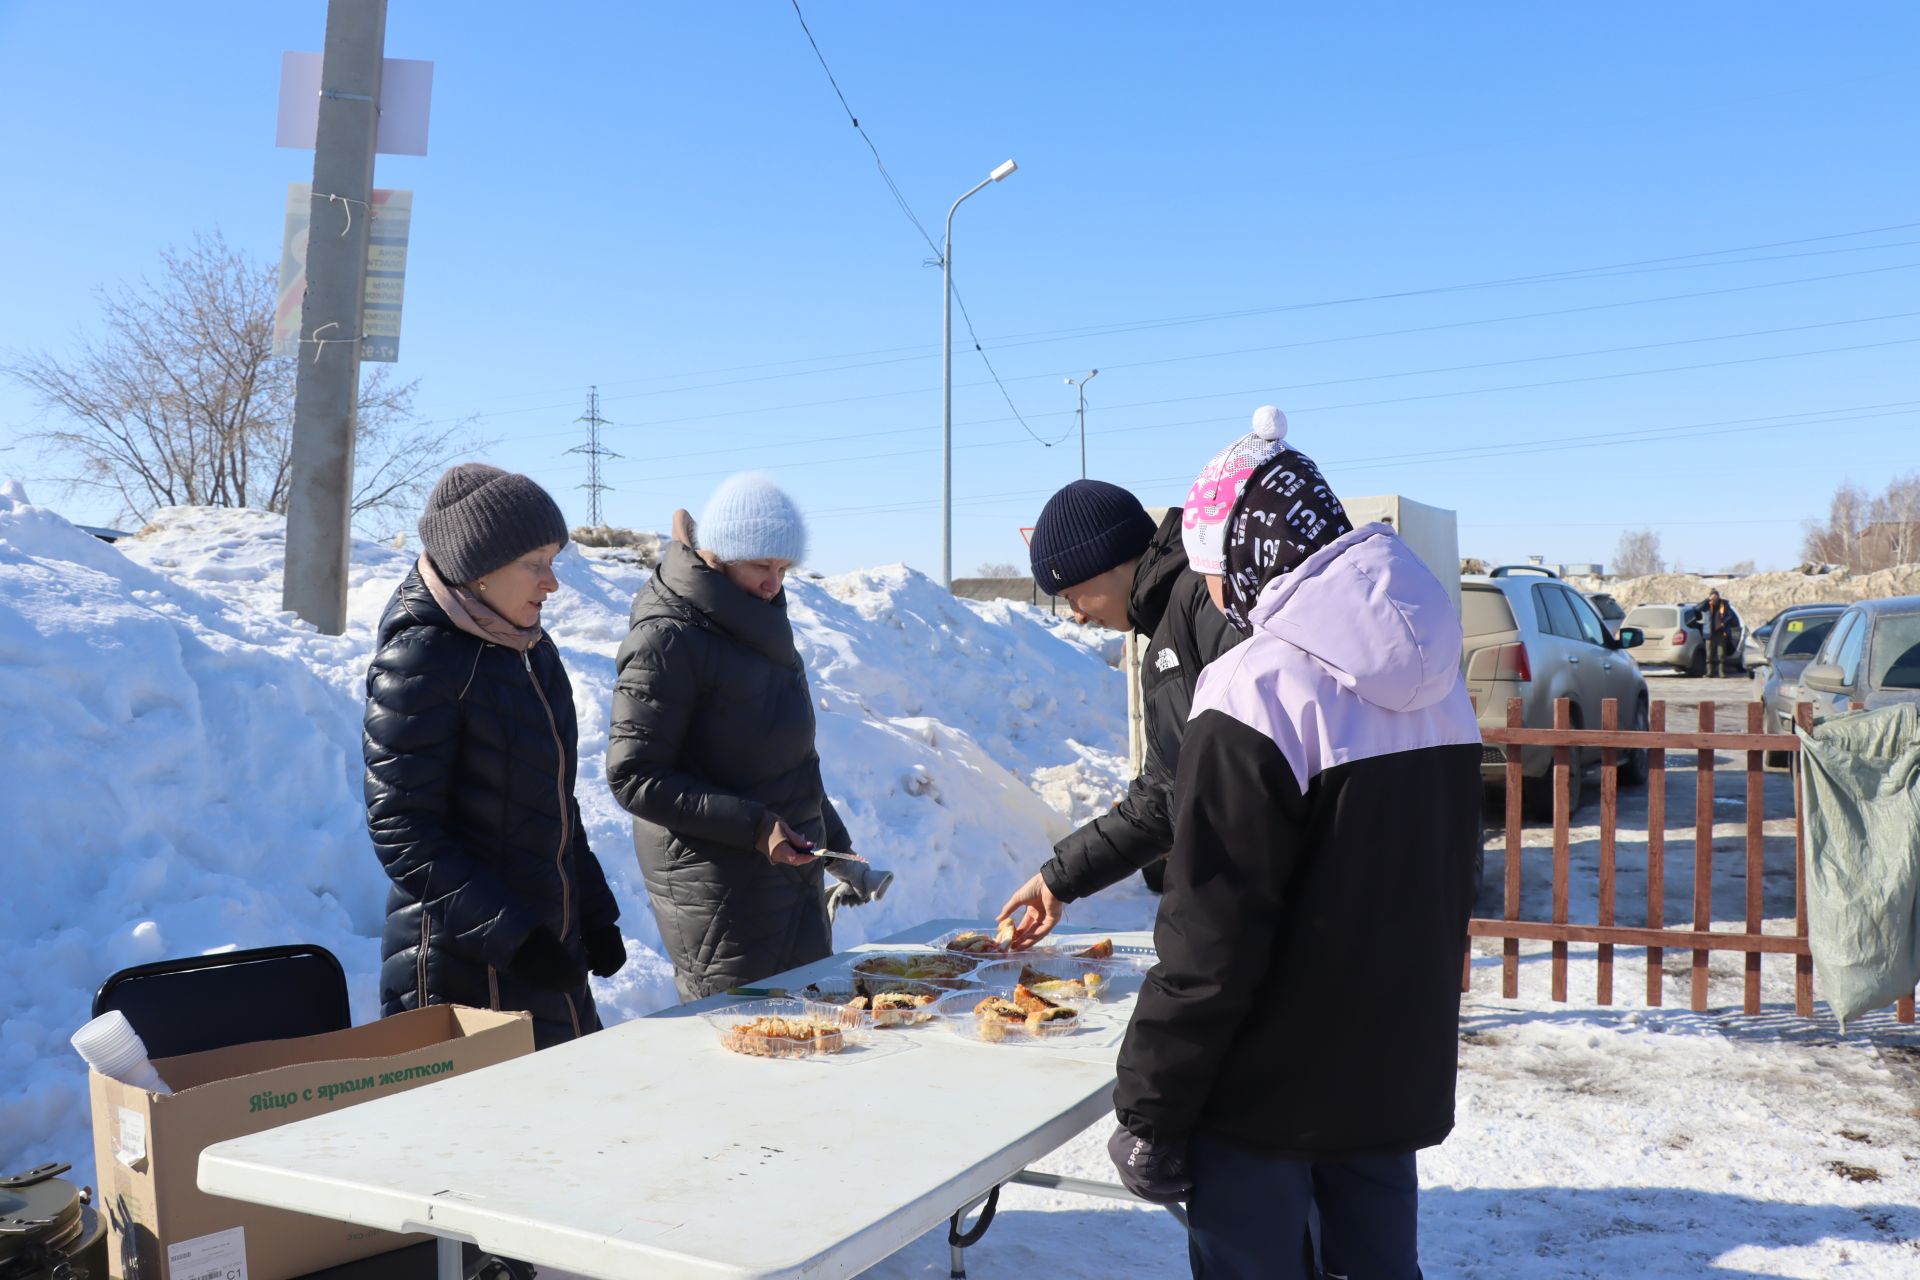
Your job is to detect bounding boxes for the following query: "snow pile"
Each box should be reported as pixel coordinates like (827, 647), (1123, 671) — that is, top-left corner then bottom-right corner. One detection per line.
(0, 490), (1135, 1177)
(0, 488), (384, 1169)
(1571, 563), (1920, 618)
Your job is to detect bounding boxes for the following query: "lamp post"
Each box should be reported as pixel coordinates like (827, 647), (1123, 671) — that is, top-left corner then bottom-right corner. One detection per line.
(942, 158), (1018, 589)
(1065, 369), (1099, 479)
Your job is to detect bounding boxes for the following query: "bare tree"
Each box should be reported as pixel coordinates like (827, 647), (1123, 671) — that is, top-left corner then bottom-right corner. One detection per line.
(974, 560), (1024, 578)
(1613, 528), (1665, 578)
(4, 231), (477, 534)
(1725, 559), (1756, 577)
(1869, 473), (1920, 568)
(1800, 477), (1920, 571)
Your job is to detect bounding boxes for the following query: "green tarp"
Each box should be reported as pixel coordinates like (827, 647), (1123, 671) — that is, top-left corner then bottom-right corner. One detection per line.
(1797, 703), (1920, 1030)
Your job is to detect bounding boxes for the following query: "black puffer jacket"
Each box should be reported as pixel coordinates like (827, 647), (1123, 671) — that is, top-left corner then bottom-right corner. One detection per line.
(1041, 509), (1242, 902)
(363, 566), (620, 1049)
(607, 542), (848, 1000)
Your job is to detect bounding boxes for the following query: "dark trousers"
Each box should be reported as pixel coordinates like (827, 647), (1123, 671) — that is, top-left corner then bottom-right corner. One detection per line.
(1187, 1135), (1422, 1280)
(1706, 632), (1728, 677)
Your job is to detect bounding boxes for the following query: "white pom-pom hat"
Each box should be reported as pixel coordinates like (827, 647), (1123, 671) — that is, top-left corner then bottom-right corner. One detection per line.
(1179, 406), (1290, 575)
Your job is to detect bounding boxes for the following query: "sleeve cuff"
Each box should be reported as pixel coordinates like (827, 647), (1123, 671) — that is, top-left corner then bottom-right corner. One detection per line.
(1040, 858), (1079, 904)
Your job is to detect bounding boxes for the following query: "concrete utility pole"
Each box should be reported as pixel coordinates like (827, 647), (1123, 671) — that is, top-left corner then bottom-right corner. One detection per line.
(282, 0), (387, 634)
(1066, 369), (1099, 479)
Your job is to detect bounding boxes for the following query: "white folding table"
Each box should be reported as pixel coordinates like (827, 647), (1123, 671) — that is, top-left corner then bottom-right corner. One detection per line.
(198, 921), (1171, 1279)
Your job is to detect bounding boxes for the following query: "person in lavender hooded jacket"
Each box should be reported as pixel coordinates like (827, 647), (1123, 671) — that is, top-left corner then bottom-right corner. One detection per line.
(1107, 414), (1482, 1280)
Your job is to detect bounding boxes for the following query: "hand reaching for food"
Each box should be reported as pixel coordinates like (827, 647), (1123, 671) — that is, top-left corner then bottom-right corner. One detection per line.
(996, 871), (1066, 949)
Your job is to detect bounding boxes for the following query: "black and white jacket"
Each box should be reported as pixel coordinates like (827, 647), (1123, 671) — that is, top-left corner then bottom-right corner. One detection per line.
(1114, 525), (1483, 1157)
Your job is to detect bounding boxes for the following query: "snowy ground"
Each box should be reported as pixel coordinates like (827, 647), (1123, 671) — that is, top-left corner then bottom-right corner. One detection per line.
(6, 488), (1919, 1277)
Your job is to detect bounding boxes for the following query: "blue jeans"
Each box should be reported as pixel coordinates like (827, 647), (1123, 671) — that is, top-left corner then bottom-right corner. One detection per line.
(1187, 1135), (1422, 1280)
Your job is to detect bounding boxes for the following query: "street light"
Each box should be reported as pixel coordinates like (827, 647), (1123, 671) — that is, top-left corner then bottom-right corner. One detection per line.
(942, 158), (1018, 589)
(1065, 369), (1099, 479)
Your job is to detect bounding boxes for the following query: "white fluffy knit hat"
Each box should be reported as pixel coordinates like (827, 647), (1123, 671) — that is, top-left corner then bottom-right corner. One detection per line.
(1180, 405), (1290, 575)
(698, 472), (808, 565)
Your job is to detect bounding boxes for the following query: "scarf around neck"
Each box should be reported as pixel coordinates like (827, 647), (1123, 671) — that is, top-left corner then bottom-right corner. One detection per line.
(418, 554), (544, 652)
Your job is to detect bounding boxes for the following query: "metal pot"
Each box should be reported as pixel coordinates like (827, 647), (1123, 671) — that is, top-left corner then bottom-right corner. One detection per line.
(0, 1164), (109, 1280)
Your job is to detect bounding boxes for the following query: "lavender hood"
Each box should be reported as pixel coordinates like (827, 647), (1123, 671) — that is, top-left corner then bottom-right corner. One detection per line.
(1247, 523), (1464, 713)
(1194, 523), (1478, 790)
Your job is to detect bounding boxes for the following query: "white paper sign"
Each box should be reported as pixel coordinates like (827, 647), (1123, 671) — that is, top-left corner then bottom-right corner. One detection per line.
(113, 1106), (147, 1167)
(167, 1226), (246, 1280)
(276, 52), (433, 156)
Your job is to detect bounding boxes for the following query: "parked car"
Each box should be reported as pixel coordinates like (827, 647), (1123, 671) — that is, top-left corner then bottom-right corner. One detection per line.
(1622, 601), (1746, 676)
(1584, 591), (1627, 639)
(1756, 604), (1848, 768)
(1794, 596), (1920, 725)
(1461, 575), (1650, 819)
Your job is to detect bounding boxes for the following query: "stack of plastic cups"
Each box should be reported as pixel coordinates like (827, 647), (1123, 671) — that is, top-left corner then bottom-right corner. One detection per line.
(71, 1010), (173, 1094)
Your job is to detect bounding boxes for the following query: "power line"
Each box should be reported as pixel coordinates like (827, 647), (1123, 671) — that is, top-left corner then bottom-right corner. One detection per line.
(575, 330), (1920, 493)
(784, 0), (1044, 452)
(949, 282), (1071, 447)
(417, 217), (1920, 418)
(570, 310), (1920, 481)
(785, 0), (942, 260)
(792, 402), (1920, 524)
(407, 233), (1920, 437)
(526, 259), (1920, 466)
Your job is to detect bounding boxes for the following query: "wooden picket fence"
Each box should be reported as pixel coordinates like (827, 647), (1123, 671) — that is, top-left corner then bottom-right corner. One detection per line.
(1466, 695), (1917, 1023)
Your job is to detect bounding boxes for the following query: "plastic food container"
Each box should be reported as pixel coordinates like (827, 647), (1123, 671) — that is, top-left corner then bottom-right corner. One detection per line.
(971, 956), (1127, 1006)
(846, 951), (982, 988)
(932, 927), (1134, 967)
(798, 979), (946, 1028)
(798, 982), (940, 1028)
(928, 926), (1014, 958)
(701, 999), (865, 1058)
(932, 988), (1086, 1044)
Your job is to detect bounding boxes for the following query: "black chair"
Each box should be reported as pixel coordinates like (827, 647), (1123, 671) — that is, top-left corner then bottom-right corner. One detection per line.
(91, 943), (351, 1061)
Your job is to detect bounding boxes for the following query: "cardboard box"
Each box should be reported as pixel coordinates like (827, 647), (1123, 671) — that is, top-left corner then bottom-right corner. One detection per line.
(89, 1005), (533, 1280)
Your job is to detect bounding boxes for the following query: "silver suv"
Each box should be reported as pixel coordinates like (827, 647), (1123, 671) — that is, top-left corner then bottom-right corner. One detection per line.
(1462, 576), (1651, 818)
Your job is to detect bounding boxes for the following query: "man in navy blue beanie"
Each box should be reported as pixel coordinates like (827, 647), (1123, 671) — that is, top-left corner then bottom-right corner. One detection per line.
(998, 479), (1244, 937)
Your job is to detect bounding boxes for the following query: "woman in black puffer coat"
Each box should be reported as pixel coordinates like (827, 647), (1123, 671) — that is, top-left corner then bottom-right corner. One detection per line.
(363, 464), (626, 1049)
(607, 473), (890, 1001)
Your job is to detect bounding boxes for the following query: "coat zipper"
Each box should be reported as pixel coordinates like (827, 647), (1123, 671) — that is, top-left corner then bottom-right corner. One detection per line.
(417, 911), (430, 1009)
(523, 648), (574, 941)
(564, 991), (583, 1038)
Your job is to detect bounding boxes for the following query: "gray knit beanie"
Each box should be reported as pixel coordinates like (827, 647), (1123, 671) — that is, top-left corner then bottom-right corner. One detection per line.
(417, 463), (570, 584)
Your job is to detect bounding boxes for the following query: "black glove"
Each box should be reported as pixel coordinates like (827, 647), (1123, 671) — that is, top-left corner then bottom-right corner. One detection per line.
(585, 925), (627, 979)
(1107, 1125), (1192, 1205)
(512, 928), (586, 992)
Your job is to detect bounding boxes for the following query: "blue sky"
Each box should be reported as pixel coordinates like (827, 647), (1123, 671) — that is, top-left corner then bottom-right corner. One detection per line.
(2, 2), (1915, 576)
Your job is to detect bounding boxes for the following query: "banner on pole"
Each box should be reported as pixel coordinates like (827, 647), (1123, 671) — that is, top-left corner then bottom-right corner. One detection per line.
(274, 184), (414, 363)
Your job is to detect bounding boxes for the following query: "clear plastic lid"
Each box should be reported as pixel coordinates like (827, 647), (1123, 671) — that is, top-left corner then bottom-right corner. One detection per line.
(931, 988), (1087, 1044)
(797, 979), (945, 1028)
(845, 950), (982, 987)
(970, 957), (1128, 1006)
(700, 999), (866, 1058)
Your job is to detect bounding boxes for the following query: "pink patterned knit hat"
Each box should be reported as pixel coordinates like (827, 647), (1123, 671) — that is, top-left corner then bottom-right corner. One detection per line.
(1180, 405), (1291, 575)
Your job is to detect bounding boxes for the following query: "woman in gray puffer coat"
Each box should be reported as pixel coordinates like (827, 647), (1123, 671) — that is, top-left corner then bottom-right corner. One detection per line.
(607, 473), (890, 1000)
